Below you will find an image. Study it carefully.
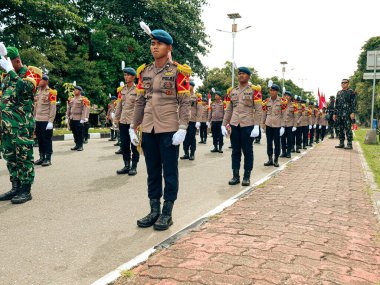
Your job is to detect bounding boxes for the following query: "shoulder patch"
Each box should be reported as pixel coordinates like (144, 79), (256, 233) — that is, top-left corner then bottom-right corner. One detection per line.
(174, 62), (192, 76)
(136, 64), (146, 77)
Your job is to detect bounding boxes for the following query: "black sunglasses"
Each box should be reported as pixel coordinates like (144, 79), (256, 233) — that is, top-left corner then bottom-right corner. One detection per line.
(341, 82), (348, 84)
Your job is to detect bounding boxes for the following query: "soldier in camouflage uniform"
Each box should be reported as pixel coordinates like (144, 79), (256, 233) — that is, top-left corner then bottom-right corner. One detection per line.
(327, 95), (338, 138)
(0, 47), (40, 204)
(334, 79), (357, 149)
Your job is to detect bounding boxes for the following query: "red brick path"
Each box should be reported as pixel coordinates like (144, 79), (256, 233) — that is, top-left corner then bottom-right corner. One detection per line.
(114, 140), (380, 285)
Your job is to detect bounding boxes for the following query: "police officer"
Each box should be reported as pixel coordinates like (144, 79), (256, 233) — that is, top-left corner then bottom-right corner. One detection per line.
(334, 79), (357, 149)
(208, 91), (224, 153)
(317, 107), (329, 142)
(198, 95), (209, 144)
(297, 99), (310, 150)
(308, 101), (316, 146)
(82, 96), (91, 144)
(130, 28), (191, 231)
(115, 67), (139, 175)
(66, 85), (86, 151)
(34, 74), (57, 166)
(327, 95), (337, 139)
(222, 67), (262, 186)
(262, 84), (286, 167)
(107, 96), (117, 141)
(181, 80), (200, 160)
(0, 46), (39, 204)
(280, 91), (297, 158)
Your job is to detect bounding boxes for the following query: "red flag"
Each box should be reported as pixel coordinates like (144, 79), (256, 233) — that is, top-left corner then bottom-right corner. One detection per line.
(318, 88), (323, 110)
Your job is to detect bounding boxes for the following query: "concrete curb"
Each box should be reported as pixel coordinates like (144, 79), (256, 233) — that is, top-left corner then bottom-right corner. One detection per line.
(91, 143), (316, 285)
(52, 133), (111, 141)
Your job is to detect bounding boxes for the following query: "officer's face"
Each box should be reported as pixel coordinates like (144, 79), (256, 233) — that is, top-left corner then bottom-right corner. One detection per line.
(341, 80), (349, 90)
(150, 40), (172, 60)
(238, 72), (250, 84)
(74, 89), (81, 96)
(269, 89), (278, 99)
(39, 79), (48, 88)
(124, 73), (135, 84)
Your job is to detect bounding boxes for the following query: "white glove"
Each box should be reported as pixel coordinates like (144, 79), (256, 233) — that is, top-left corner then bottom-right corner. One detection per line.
(261, 127), (265, 134)
(206, 122), (210, 128)
(280, 127), (285, 136)
(326, 126), (329, 130)
(129, 128), (139, 146)
(292, 127), (297, 132)
(250, 125), (260, 138)
(46, 122), (53, 130)
(0, 57), (14, 73)
(309, 125), (312, 130)
(221, 125), (228, 137)
(65, 119), (68, 125)
(319, 125), (322, 129)
(172, 129), (187, 145)
(80, 119), (85, 124)
(313, 124), (316, 129)
(85, 118), (89, 122)
(195, 122), (200, 129)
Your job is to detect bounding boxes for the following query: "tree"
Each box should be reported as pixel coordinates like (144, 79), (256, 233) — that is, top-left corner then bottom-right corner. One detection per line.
(349, 36), (380, 126)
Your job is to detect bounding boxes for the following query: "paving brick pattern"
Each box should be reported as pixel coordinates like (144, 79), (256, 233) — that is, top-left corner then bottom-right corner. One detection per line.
(114, 140), (380, 285)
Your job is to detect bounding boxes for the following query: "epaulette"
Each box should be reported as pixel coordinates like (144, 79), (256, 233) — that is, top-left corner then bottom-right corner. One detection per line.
(117, 86), (123, 93)
(226, 87), (233, 95)
(67, 95), (74, 103)
(251, 84), (262, 92)
(49, 89), (57, 104)
(280, 97), (288, 110)
(173, 62), (192, 76)
(24, 66), (43, 89)
(262, 98), (269, 105)
(196, 93), (203, 104)
(293, 102), (299, 113)
(136, 64), (146, 78)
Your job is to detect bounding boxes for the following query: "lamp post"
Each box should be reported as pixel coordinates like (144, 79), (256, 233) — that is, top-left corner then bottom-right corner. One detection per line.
(299, 78), (307, 97)
(217, 13), (251, 88)
(280, 61), (288, 93)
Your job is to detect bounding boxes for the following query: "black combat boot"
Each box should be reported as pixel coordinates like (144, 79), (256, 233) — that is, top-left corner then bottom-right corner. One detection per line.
(189, 152), (195, 160)
(0, 178), (21, 201)
(264, 156), (273, 166)
(302, 144), (307, 150)
(273, 157), (280, 167)
(137, 199), (161, 228)
(117, 160), (130, 175)
(109, 130), (115, 141)
(241, 170), (251, 186)
(296, 146), (301, 153)
(41, 154), (52, 167)
(180, 151), (189, 160)
(128, 161), (138, 176)
(115, 149), (122, 154)
(154, 200), (174, 231)
(291, 147), (295, 153)
(228, 169), (240, 185)
(11, 183), (32, 204)
(344, 143), (353, 150)
(34, 153), (45, 165)
(198, 140), (204, 144)
(210, 146), (218, 152)
(218, 146), (223, 153)
(286, 151), (291, 158)
(280, 152), (287, 158)
(335, 141), (344, 148)
(71, 145), (79, 151)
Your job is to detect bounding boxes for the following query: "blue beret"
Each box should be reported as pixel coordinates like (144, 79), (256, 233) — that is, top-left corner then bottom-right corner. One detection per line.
(284, 91), (293, 97)
(315, 104), (319, 108)
(189, 80), (195, 87)
(42, 74), (49, 81)
(270, 84), (280, 91)
(74, 86), (83, 92)
(123, 67), (136, 76)
(215, 91), (222, 96)
(151, 29), (173, 45)
(238, 67), (251, 75)
(111, 96), (117, 100)
(309, 101), (314, 105)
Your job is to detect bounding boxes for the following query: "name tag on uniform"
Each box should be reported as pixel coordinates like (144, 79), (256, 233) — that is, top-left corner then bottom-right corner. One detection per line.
(164, 72), (174, 76)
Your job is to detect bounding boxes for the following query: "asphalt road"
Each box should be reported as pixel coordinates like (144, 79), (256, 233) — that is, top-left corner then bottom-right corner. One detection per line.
(0, 135), (298, 285)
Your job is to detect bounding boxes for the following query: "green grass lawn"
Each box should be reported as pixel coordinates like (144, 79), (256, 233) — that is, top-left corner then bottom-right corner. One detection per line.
(53, 128), (110, 136)
(354, 129), (380, 190)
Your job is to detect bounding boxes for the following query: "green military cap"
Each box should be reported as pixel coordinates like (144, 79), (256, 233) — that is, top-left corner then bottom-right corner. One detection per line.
(238, 66), (252, 76)
(123, 67), (136, 76)
(215, 91), (222, 96)
(151, 29), (173, 45)
(7, 47), (19, 60)
(189, 80), (195, 87)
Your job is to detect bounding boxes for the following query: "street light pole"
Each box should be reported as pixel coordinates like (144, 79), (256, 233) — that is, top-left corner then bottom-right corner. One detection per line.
(217, 13), (251, 88)
(280, 61), (288, 93)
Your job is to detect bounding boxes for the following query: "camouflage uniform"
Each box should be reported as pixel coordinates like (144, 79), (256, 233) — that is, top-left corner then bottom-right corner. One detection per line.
(334, 89), (357, 146)
(326, 98), (338, 138)
(1, 66), (35, 185)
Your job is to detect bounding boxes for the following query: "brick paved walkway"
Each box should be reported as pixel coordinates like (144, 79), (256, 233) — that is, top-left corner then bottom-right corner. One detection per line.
(114, 140), (380, 285)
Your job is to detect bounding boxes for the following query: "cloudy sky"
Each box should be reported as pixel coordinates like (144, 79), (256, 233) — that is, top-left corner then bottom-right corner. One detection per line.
(198, 0), (380, 98)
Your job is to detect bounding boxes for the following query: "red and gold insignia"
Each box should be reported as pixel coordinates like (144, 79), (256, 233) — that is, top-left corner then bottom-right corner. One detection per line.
(24, 66), (42, 89)
(49, 89), (57, 104)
